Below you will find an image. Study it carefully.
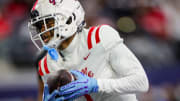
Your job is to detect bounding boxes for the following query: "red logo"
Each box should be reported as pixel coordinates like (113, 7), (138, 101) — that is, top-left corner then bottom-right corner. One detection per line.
(49, 0), (63, 5)
(84, 53), (90, 60)
(49, 0), (56, 5)
(81, 67), (94, 77)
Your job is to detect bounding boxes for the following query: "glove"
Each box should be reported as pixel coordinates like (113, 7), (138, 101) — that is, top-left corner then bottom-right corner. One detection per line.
(43, 84), (59, 101)
(57, 70), (99, 100)
(43, 46), (59, 61)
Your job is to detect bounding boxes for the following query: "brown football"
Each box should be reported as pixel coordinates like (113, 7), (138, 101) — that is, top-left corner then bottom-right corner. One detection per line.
(47, 69), (75, 94)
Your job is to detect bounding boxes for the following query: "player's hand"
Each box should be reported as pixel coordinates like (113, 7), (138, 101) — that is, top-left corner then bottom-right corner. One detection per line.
(57, 70), (99, 100)
(43, 84), (60, 101)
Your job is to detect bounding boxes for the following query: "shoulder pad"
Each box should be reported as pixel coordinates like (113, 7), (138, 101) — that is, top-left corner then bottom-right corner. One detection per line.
(98, 25), (123, 50)
(87, 25), (123, 50)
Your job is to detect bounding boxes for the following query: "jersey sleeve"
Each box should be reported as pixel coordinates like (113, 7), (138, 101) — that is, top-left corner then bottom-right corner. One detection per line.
(98, 25), (123, 50)
(97, 43), (149, 94)
(38, 53), (65, 83)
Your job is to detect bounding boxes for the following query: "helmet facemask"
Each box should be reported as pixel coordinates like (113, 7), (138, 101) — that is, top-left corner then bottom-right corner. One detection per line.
(29, 0), (85, 51)
(28, 13), (78, 51)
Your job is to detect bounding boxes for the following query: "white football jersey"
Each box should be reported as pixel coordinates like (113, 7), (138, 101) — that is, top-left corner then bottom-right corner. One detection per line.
(38, 25), (149, 101)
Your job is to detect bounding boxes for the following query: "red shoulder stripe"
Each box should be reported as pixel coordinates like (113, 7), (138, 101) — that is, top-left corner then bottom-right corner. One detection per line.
(87, 27), (96, 50)
(38, 60), (43, 76)
(44, 56), (50, 74)
(95, 25), (108, 44)
(95, 26), (101, 44)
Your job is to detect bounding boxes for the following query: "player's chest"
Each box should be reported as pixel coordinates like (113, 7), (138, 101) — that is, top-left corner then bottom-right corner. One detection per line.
(75, 44), (115, 78)
(62, 42), (115, 78)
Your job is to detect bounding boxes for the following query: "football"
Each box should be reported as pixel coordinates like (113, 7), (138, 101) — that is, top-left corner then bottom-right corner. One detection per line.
(47, 69), (76, 94)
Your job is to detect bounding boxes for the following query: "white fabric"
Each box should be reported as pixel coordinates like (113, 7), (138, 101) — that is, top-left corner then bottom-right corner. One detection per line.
(97, 43), (149, 94)
(41, 25), (149, 101)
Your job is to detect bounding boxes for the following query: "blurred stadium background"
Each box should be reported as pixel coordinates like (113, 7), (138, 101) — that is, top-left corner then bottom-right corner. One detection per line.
(0, 0), (180, 101)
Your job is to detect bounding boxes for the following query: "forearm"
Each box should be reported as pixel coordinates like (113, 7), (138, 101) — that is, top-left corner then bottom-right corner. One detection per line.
(38, 78), (44, 101)
(102, 43), (149, 94)
(97, 71), (149, 94)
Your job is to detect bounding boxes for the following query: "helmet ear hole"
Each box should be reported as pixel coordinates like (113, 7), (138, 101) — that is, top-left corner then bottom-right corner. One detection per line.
(57, 34), (59, 38)
(66, 17), (72, 25)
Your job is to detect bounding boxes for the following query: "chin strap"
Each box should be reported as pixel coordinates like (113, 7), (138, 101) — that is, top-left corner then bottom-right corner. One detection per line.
(77, 20), (85, 33)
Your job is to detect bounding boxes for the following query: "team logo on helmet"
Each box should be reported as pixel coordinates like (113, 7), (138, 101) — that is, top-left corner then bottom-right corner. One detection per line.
(49, 0), (63, 5)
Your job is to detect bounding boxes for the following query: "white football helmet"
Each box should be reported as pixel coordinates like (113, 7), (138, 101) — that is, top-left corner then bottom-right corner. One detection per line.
(28, 0), (85, 50)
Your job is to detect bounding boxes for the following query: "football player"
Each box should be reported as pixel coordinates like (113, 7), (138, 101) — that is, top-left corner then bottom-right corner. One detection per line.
(28, 0), (149, 101)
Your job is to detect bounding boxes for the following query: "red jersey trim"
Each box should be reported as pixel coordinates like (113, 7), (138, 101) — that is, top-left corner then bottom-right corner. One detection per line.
(87, 27), (96, 50)
(38, 60), (43, 76)
(95, 26), (101, 44)
(95, 25), (108, 44)
(44, 56), (50, 74)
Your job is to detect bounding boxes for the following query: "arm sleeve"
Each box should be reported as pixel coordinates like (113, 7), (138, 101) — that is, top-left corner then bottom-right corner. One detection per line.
(97, 27), (149, 94)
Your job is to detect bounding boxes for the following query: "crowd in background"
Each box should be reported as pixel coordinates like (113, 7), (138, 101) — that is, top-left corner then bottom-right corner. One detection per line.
(0, 0), (180, 101)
